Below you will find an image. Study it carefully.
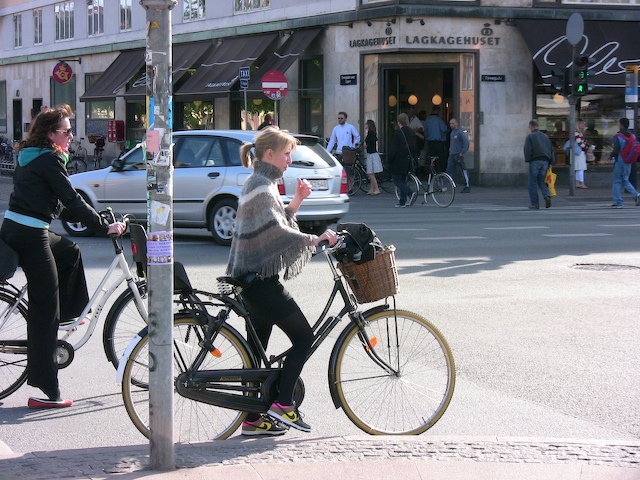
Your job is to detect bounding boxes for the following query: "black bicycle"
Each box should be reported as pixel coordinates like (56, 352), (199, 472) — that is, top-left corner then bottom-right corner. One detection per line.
(119, 233), (456, 442)
(341, 146), (394, 195)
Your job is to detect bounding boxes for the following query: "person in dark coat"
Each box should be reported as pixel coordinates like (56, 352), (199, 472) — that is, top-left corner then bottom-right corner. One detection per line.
(387, 113), (418, 207)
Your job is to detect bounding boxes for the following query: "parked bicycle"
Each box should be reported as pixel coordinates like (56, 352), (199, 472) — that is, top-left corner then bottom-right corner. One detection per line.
(67, 137), (88, 174)
(397, 156), (456, 207)
(0, 211), (151, 400)
(341, 145), (394, 196)
(118, 231), (456, 442)
(0, 137), (15, 175)
(92, 135), (106, 169)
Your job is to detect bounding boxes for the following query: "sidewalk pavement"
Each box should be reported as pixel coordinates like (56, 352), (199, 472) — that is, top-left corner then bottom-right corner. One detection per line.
(2, 177), (639, 479)
(1, 434), (640, 480)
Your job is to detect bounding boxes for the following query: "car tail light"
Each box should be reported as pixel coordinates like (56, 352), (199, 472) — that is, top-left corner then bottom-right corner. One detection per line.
(277, 177), (285, 195)
(340, 168), (348, 195)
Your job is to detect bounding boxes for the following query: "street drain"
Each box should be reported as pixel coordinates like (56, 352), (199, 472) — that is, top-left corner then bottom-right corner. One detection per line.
(571, 263), (640, 271)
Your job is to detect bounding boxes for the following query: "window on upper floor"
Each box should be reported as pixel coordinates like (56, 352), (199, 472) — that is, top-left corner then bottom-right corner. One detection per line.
(88, 0), (104, 36)
(34, 9), (43, 45)
(55, 1), (74, 41)
(184, 0), (205, 21)
(120, 0), (133, 31)
(14, 14), (22, 48)
(234, 0), (270, 12)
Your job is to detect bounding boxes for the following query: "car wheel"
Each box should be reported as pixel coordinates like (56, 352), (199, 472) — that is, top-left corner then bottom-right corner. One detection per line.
(61, 219), (96, 237)
(60, 193), (97, 237)
(209, 198), (237, 246)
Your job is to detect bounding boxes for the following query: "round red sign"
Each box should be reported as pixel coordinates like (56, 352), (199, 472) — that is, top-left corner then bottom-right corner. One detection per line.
(53, 61), (73, 84)
(261, 70), (288, 100)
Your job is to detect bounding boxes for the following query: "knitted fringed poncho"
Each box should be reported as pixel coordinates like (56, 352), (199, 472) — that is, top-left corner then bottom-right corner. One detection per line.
(226, 160), (316, 281)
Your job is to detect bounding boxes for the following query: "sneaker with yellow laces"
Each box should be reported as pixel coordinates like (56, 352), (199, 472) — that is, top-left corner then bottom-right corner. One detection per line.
(267, 402), (311, 432)
(241, 416), (288, 436)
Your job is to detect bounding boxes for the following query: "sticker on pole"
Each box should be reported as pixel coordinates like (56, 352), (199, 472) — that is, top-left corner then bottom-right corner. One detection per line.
(262, 70), (288, 100)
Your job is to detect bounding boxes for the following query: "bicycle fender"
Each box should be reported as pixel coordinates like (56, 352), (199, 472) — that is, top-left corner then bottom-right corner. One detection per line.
(116, 327), (148, 383)
(327, 304), (389, 410)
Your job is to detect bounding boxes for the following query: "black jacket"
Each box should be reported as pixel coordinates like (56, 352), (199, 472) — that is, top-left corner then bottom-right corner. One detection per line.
(9, 150), (109, 233)
(387, 126), (418, 175)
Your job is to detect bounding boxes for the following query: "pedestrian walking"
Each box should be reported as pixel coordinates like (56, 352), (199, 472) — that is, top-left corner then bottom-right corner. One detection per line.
(446, 117), (470, 192)
(609, 117), (640, 208)
(523, 119), (553, 209)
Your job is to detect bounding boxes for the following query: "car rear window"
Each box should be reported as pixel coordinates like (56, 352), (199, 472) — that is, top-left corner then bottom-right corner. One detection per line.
(292, 141), (337, 168)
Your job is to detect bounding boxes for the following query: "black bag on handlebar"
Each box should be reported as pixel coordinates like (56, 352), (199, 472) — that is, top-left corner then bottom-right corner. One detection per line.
(334, 222), (384, 265)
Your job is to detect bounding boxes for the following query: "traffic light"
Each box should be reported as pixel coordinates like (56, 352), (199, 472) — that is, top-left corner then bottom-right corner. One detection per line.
(573, 55), (594, 97)
(550, 67), (570, 97)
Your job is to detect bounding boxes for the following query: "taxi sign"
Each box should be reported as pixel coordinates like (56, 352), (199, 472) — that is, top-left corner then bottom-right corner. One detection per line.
(261, 70), (288, 100)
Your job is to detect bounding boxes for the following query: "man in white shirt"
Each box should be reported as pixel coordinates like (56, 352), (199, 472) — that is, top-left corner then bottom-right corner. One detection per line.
(326, 112), (360, 155)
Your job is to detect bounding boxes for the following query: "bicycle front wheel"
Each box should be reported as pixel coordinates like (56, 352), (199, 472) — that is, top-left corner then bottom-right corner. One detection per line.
(333, 309), (455, 435)
(430, 173), (456, 207)
(0, 289), (28, 400)
(103, 286), (149, 368)
(121, 315), (254, 442)
(66, 158), (87, 175)
(395, 174), (420, 201)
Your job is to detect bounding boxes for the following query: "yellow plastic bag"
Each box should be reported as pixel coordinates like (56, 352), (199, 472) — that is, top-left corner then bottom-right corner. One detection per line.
(545, 166), (557, 197)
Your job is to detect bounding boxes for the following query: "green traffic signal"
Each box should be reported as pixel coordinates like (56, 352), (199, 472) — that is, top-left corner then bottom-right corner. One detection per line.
(572, 54), (594, 97)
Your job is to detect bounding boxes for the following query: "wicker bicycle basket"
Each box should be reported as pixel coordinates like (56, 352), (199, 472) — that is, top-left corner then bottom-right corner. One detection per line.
(340, 148), (357, 166)
(338, 245), (398, 303)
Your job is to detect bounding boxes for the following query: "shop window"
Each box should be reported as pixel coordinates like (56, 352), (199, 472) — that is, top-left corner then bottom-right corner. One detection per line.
(14, 14), (22, 48)
(126, 102), (146, 142)
(87, 0), (104, 37)
(535, 91), (626, 165)
(0, 81), (6, 133)
(85, 74), (115, 122)
(462, 54), (474, 91)
(175, 101), (215, 131)
(55, 2), (74, 41)
(299, 57), (324, 137)
(234, 0), (270, 12)
(120, 0), (132, 31)
(184, 0), (205, 20)
(34, 9), (43, 45)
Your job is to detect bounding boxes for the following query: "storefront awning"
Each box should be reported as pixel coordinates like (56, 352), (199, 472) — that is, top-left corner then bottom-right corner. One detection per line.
(123, 41), (214, 102)
(247, 28), (322, 91)
(79, 50), (145, 102)
(174, 33), (279, 100)
(518, 19), (640, 92)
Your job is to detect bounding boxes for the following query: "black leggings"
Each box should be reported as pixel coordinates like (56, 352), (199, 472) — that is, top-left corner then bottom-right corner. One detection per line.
(0, 219), (89, 398)
(240, 275), (313, 418)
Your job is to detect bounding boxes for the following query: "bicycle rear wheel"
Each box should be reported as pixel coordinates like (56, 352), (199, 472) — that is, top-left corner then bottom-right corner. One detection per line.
(0, 289), (28, 400)
(378, 169), (395, 194)
(66, 157), (87, 175)
(121, 315), (254, 442)
(430, 173), (456, 207)
(333, 309), (455, 435)
(345, 165), (363, 196)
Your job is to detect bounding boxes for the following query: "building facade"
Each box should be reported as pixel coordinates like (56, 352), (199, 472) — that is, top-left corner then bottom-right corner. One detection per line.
(0, 0), (638, 185)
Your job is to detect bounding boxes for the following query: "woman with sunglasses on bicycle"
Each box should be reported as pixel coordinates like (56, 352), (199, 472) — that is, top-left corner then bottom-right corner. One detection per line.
(0, 104), (125, 409)
(227, 126), (337, 436)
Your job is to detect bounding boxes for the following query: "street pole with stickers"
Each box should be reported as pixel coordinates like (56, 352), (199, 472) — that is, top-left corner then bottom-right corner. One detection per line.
(140, 0), (176, 471)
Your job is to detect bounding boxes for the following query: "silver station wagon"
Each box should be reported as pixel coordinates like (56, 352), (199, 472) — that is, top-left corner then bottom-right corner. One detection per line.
(63, 130), (350, 245)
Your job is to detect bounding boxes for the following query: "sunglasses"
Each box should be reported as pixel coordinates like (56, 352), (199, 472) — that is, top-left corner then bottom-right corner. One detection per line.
(338, 117), (345, 120)
(56, 128), (73, 136)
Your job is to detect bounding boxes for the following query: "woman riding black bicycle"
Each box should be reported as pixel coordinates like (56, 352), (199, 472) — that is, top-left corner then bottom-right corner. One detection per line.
(0, 104), (125, 409)
(227, 126), (337, 435)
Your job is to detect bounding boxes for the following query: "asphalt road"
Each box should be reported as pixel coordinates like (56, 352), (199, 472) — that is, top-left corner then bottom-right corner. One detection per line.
(1, 177), (639, 455)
